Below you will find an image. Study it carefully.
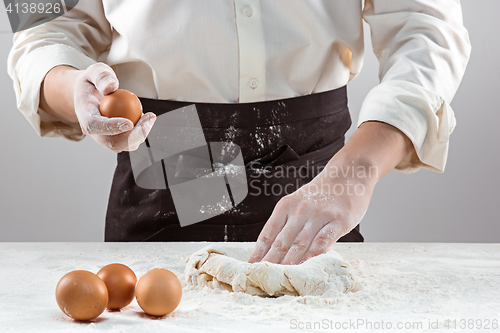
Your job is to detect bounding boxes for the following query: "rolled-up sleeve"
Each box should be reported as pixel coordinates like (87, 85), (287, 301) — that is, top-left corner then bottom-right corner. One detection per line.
(360, 0), (471, 173)
(7, 1), (112, 141)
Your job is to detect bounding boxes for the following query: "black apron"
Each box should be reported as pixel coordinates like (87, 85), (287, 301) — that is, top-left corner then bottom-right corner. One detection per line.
(105, 85), (363, 242)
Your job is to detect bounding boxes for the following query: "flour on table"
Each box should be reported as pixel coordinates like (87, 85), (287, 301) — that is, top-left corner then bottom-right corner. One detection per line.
(184, 244), (356, 297)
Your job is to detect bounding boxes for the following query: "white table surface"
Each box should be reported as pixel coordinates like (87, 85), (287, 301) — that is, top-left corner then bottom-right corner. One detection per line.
(0, 242), (499, 333)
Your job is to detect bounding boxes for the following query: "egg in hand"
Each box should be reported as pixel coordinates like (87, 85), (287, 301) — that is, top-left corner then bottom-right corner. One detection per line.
(99, 89), (143, 125)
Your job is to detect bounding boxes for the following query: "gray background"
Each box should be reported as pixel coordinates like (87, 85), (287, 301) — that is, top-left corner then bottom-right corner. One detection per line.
(0, 1), (498, 242)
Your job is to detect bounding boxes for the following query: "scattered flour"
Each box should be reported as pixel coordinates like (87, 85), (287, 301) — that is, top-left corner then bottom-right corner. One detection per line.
(1, 243), (499, 332)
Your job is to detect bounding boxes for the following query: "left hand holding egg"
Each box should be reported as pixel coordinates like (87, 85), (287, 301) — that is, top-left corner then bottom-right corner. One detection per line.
(73, 63), (156, 153)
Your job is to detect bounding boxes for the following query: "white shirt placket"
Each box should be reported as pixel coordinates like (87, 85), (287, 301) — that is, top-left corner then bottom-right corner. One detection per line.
(233, 0), (266, 103)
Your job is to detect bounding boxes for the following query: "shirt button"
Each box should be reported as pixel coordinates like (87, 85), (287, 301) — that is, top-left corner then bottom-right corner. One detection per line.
(249, 78), (259, 89)
(243, 5), (253, 17)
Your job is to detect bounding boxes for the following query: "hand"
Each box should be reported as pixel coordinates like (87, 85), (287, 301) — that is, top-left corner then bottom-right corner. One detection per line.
(248, 120), (414, 265)
(73, 63), (156, 152)
(248, 161), (376, 265)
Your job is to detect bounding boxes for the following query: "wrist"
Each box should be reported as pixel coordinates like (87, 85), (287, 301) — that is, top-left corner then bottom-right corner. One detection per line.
(323, 153), (379, 188)
(40, 65), (81, 123)
(327, 121), (413, 184)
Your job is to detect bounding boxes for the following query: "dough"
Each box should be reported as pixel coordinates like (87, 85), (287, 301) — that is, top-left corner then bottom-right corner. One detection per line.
(184, 244), (356, 297)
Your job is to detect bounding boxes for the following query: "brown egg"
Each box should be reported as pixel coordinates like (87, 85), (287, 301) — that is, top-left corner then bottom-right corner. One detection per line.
(99, 89), (143, 125)
(135, 268), (182, 317)
(97, 263), (137, 310)
(55, 270), (108, 321)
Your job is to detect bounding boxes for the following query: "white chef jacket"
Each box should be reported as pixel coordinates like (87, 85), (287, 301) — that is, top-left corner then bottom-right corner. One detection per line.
(7, 0), (471, 173)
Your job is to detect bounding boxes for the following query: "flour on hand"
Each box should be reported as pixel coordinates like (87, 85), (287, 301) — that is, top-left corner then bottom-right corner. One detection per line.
(184, 244), (356, 297)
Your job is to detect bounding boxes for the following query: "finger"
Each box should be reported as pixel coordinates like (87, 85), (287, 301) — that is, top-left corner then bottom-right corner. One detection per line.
(280, 212), (332, 265)
(83, 106), (134, 136)
(259, 214), (306, 264)
(102, 113), (156, 153)
(247, 197), (290, 263)
(260, 200), (316, 264)
(300, 222), (343, 263)
(84, 63), (119, 97)
(123, 113), (157, 151)
(125, 143), (141, 152)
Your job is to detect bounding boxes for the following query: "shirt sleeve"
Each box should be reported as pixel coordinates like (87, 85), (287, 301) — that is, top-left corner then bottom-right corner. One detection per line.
(360, 0), (471, 173)
(7, 1), (112, 141)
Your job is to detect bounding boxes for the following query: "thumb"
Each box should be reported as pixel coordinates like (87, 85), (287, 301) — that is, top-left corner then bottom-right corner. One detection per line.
(84, 62), (119, 96)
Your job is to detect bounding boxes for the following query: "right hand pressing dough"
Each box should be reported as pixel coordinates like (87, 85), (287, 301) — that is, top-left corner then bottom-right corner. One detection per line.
(185, 244), (356, 297)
